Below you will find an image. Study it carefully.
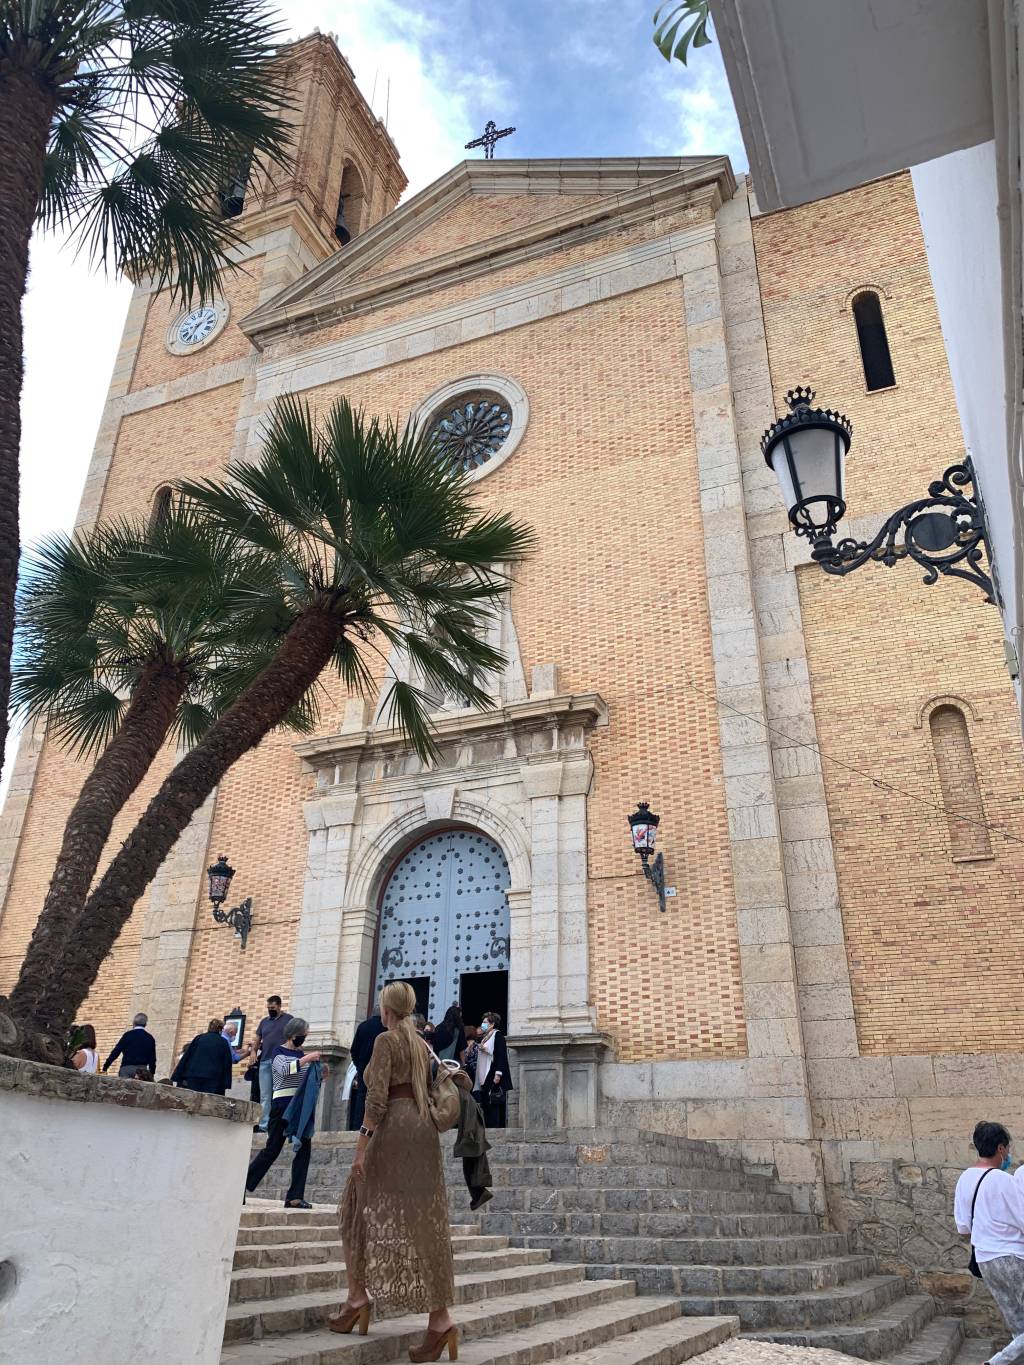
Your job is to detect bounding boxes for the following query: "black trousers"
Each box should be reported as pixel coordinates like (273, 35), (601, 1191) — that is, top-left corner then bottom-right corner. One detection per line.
(182, 1076), (226, 1094)
(246, 1108), (311, 1203)
(347, 1081), (366, 1132)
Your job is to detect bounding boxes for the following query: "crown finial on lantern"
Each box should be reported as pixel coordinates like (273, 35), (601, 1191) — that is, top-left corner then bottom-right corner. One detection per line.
(785, 386), (816, 410)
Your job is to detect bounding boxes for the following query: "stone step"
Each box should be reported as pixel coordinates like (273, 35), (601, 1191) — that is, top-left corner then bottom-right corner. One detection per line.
(234, 1234), (510, 1271)
(745, 1292), (936, 1361)
(223, 1262), (598, 1344)
(677, 1273), (907, 1329)
(483, 1210), (821, 1238)
(235, 1216), (477, 1248)
(508, 1231), (851, 1266)
(260, 1156), (780, 1200)
(578, 1254), (878, 1297)
(881, 1315), (966, 1365)
(487, 1164), (780, 1194)
(533, 1316), (738, 1365)
(458, 1184), (796, 1215)
(949, 1337), (997, 1365)
(221, 1287), (735, 1365)
(222, 1283), (737, 1359)
(228, 1272), (638, 1348)
(230, 1248), (551, 1304)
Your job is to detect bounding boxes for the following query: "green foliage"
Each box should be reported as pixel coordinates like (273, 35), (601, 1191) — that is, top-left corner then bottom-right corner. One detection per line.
(11, 502), (314, 758)
(1, 0), (292, 304)
(179, 397), (536, 763)
(653, 1), (713, 66)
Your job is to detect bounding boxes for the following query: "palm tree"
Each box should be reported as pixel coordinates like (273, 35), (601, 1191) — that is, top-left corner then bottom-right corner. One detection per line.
(5, 504), (308, 1032)
(14, 397), (533, 1056)
(0, 0), (291, 787)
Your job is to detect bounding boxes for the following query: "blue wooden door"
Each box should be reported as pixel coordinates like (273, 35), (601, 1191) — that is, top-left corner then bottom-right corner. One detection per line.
(373, 829), (511, 1021)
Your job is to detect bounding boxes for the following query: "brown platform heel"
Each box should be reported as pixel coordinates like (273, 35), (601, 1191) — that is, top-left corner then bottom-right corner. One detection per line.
(328, 1300), (371, 1335)
(408, 1326), (458, 1362)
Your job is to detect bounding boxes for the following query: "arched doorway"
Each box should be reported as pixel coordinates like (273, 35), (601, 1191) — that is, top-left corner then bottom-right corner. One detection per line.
(371, 828), (511, 1027)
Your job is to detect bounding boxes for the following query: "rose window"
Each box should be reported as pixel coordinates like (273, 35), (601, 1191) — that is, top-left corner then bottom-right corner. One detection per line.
(429, 392), (513, 473)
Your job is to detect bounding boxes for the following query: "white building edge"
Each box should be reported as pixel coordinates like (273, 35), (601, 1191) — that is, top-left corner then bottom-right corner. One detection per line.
(712, 0), (1024, 718)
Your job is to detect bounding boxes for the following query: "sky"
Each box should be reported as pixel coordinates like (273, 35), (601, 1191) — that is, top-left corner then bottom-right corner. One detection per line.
(8, 0), (744, 790)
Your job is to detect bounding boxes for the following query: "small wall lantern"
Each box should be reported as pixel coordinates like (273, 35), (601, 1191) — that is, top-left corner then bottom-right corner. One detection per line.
(628, 802), (667, 912)
(206, 853), (254, 950)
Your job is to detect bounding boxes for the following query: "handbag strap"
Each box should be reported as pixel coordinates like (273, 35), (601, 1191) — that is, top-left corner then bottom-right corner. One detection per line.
(970, 1166), (996, 1225)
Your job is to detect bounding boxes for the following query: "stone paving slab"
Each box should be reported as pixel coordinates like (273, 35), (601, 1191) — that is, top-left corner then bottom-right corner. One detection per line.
(701, 1338), (864, 1365)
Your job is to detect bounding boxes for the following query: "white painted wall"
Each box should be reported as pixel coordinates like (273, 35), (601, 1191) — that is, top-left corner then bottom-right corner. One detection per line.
(911, 142), (1021, 689)
(0, 1089), (250, 1364)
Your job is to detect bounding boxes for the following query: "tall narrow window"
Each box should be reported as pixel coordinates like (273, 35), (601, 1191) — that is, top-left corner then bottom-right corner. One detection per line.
(335, 162), (366, 245)
(852, 291), (896, 391)
(929, 705), (992, 859)
(150, 486), (173, 531)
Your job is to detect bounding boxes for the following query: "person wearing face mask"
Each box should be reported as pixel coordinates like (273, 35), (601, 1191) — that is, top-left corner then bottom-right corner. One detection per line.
(954, 1121), (1024, 1365)
(245, 1017), (324, 1209)
(474, 1011), (512, 1130)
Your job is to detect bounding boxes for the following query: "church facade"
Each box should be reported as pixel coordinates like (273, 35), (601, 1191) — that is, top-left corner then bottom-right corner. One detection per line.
(4, 34), (1024, 1283)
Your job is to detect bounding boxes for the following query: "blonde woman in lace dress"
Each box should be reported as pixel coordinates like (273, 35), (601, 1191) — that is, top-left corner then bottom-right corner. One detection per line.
(331, 980), (459, 1363)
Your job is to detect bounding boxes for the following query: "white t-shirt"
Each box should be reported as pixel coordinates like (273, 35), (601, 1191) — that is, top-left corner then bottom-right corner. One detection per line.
(953, 1166), (1024, 1261)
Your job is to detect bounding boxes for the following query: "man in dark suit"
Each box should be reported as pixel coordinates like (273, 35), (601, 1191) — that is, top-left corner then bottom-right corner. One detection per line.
(347, 1010), (386, 1131)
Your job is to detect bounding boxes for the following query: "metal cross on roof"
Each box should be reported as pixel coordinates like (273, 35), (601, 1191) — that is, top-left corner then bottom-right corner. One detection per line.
(465, 119), (516, 160)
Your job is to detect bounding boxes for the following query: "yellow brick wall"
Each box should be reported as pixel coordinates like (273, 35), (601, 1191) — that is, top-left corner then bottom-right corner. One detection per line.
(285, 282), (745, 1063)
(297, 200), (709, 359)
(754, 173), (1024, 1055)
(130, 269), (263, 393)
(362, 193), (606, 280)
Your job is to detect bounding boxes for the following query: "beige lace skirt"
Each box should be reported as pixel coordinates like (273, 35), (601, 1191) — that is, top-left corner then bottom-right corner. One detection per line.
(339, 1098), (454, 1313)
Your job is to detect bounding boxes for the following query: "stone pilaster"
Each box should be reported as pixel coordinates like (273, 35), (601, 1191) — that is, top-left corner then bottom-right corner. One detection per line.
(130, 790), (217, 1067)
(678, 208), (815, 1153)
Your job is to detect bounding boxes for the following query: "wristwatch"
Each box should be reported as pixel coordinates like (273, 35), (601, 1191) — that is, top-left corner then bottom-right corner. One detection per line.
(359, 1125), (373, 1138)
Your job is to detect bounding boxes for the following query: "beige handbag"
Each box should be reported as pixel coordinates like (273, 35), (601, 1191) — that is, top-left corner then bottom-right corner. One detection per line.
(426, 1046), (463, 1133)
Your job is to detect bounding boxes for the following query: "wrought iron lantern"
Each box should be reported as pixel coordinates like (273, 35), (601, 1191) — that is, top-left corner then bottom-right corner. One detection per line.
(206, 854), (253, 950)
(762, 387), (994, 602)
(628, 802), (667, 912)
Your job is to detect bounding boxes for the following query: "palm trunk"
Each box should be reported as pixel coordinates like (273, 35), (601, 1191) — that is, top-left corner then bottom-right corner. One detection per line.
(8, 658), (189, 1021)
(30, 607), (342, 1046)
(0, 69), (57, 784)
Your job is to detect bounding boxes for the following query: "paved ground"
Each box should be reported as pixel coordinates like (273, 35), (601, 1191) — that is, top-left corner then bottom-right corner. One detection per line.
(702, 1340), (863, 1365)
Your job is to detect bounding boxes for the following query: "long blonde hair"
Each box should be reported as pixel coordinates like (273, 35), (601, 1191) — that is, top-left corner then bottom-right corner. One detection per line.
(380, 981), (429, 1119)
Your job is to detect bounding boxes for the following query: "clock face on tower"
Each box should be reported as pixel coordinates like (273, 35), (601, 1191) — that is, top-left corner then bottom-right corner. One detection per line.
(165, 299), (229, 355)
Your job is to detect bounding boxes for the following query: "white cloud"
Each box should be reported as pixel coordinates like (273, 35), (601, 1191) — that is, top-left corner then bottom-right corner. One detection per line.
(641, 50), (747, 171)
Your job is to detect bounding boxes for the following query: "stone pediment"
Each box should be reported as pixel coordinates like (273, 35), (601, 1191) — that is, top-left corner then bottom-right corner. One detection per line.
(241, 156), (735, 345)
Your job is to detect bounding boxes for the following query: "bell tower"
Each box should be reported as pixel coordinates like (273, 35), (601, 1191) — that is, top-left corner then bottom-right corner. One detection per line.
(241, 32), (407, 258)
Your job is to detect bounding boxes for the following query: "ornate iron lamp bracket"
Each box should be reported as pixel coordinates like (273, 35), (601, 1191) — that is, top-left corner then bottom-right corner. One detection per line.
(807, 457), (995, 603)
(213, 896), (253, 950)
(638, 849), (667, 913)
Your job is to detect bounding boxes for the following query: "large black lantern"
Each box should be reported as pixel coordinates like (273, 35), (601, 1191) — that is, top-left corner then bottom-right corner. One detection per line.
(761, 387), (852, 551)
(627, 802), (667, 912)
(207, 853), (235, 907)
(762, 385), (994, 603)
(206, 854), (253, 950)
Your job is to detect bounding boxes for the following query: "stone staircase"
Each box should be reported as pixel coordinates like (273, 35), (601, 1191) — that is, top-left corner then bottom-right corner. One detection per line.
(222, 1204), (737, 1364)
(236, 1127), (997, 1365)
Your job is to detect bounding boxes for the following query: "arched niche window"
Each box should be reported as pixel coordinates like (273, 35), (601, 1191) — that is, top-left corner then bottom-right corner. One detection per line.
(149, 485), (174, 532)
(852, 290), (896, 391)
(928, 703), (992, 860)
(336, 162), (366, 245)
